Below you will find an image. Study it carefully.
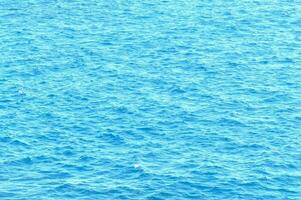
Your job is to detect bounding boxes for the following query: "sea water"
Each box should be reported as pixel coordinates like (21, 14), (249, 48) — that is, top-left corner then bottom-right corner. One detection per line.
(0, 0), (301, 199)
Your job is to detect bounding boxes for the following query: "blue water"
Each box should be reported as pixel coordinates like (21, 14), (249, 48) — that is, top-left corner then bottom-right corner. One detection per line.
(1, 1), (301, 199)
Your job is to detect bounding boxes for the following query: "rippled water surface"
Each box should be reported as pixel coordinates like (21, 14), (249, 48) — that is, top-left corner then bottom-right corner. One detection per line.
(1, 0), (301, 199)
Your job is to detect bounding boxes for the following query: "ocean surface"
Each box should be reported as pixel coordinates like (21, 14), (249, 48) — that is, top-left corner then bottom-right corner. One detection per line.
(0, 0), (301, 199)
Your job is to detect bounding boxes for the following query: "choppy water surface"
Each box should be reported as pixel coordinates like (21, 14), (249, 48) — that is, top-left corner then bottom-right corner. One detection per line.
(1, 0), (301, 199)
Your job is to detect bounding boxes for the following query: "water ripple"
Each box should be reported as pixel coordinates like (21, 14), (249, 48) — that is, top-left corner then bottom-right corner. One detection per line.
(1, 0), (301, 199)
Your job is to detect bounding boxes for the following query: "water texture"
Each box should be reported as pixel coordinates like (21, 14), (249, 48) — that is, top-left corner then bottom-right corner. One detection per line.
(0, 0), (301, 199)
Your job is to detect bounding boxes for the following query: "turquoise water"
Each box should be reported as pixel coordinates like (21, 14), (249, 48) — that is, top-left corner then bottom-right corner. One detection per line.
(1, 0), (301, 199)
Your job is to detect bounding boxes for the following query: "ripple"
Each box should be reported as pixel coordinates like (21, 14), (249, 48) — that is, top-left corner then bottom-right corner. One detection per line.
(1, 0), (300, 199)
